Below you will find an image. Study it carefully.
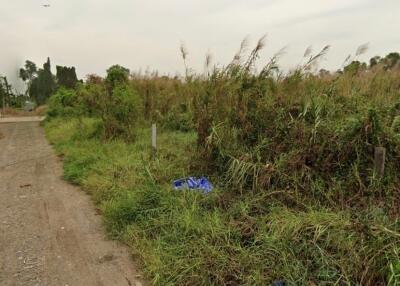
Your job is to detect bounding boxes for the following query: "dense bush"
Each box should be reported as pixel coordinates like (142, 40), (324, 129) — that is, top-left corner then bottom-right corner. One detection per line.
(153, 56), (400, 210)
(101, 83), (143, 141)
(163, 104), (194, 132)
(47, 87), (83, 117)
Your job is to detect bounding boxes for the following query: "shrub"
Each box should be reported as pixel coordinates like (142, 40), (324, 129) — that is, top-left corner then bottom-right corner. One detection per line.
(47, 87), (83, 117)
(106, 65), (130, 89)
(101, 84), (143, 141)
(163, 104), (194, 132)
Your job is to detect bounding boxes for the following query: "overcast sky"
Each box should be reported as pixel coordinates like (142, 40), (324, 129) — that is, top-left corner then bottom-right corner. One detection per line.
(1, 0), (399, 89)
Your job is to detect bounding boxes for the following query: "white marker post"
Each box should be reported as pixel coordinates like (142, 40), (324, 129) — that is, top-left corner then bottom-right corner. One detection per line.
(374, 146), (386, 178)
(151, 123), (157, 159)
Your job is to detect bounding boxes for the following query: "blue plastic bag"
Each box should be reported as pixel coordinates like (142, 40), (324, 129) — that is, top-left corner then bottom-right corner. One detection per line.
(173, 177), (213, 194)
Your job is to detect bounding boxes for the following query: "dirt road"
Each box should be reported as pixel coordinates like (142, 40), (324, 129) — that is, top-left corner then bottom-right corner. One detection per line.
(0, 117), (45, 123)
(0, 120), (142, 286)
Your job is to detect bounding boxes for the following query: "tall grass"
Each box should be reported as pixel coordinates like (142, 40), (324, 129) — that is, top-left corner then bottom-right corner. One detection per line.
(44, 41), (400, 285)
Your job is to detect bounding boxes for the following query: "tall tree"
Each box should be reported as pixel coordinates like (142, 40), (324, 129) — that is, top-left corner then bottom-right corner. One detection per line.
(29, 58), (56, 105)
(19, 60), (38, 96)
(56, 66), (78, 89)
(106, 65), (129, 86)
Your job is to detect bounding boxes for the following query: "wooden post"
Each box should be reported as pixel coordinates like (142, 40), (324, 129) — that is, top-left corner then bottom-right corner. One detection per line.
(151, 123), (157, 159)
(374, 147), (386, 178)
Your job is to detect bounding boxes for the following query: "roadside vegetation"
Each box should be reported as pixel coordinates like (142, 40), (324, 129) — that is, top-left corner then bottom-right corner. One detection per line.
(43, 40), (400, 285)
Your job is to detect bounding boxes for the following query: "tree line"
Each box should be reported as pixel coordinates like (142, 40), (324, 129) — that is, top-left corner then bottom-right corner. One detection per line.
(19, 58), (79, 105)
(0, 57), (79, 109)
(342, 52), (400, 75)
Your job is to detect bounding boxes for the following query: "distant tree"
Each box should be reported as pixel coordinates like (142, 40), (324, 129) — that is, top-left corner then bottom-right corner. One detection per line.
(19, 60), (38, 96)
(344, 61), (367, 75)
(29, 58), (56, 105)
(56, 66), (78, 89)
(369, 56), (381, 68)
(318, 69), (330, 77)
(368, 53), (400, 70)
(105, 65), (130, 90)
(383, 52), (400, 69)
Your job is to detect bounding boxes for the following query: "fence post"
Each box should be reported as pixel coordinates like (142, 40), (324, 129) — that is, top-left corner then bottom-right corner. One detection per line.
(151, 123), (157, 159)
(374, 147), (386, 178)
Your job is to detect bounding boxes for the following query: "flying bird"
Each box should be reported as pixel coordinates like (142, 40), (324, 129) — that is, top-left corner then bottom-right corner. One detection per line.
(43, 4), (51, 7)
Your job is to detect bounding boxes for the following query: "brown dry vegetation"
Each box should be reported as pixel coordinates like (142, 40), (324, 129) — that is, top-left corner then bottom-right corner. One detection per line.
(1, 106), (47, 117)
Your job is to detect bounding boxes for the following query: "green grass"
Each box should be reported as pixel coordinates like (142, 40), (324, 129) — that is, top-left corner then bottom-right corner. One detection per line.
(45, 117), (400, 285)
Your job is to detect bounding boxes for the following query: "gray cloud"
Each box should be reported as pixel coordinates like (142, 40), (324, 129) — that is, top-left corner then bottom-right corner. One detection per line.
(1, 0), (399, 86)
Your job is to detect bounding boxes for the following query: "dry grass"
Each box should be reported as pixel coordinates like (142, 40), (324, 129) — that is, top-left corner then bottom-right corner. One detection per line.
(0, 105), (47, 117)
(34, 105), (48, 116)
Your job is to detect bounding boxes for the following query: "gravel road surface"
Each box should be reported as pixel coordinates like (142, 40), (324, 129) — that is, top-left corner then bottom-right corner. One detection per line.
(0, 120), (142, 286)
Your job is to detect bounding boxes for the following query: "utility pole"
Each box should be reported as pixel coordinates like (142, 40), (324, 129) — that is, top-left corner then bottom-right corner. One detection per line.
(3, 76), (11, 108)
(0, 76), (5, 116)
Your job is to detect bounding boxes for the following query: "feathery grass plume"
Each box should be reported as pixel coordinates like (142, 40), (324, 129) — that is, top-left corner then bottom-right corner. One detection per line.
(180, 42), (188, 61)
(304, 45), (313, 58)
(356, 42), (369, 57)
(231, 36), (250, 65)
(303, 45), (331, 71)
(342, 54), (352, 68)
(244, 34), (267, 72)
(180, 42), (189, 79)
(224, 36), (250, 76)
(340, 43), (369, 69)
(204, 50), (213, 76)
(259, 46), (287, 78)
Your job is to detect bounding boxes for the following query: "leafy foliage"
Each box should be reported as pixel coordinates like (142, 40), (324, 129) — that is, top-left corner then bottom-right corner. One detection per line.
(106, 65), (130, 89)
(47, 88), (82, 117)
(19, 60), (37, 83)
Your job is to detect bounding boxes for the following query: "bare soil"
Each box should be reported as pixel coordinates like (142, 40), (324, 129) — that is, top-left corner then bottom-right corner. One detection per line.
(0, 116), (45, 123)
(0, 120), (143, 286)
